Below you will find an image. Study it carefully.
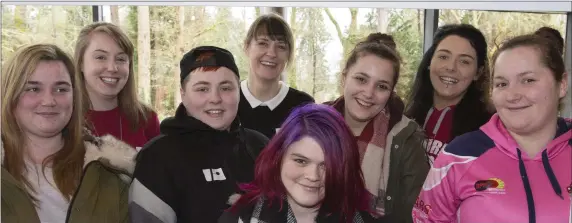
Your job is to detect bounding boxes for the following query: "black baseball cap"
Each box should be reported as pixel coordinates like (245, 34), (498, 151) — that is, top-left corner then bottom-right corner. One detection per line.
(179, 46), (239, 85)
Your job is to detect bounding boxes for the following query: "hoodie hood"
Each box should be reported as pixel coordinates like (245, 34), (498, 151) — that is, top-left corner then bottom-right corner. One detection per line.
(480, 113), (572, 222)
(480, 113), (572, 161)
(160, 103), (241, 136)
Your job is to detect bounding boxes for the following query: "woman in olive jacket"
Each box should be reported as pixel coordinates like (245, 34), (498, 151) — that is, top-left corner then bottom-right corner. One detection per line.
(1, 43), (136, 223)
(324, 33), (429, 222)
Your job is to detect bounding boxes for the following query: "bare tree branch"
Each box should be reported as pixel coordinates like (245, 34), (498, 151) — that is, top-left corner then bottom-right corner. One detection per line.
(324, 8), (344, 45)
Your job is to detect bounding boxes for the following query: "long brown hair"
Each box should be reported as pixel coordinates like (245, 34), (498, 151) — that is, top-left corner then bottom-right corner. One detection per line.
(1, 44), (85, 201)
(74, 22), (152, 130)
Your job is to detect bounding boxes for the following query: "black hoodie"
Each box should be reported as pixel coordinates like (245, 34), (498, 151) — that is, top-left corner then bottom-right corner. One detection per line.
(129, 104), (269, 223)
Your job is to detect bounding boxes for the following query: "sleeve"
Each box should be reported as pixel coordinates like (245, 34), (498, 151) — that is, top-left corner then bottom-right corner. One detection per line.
(145, 111), (161, 140)
(118, 180), (130, 223)
(393, 131), (430, 223)
(217, 210), (240, 223)
(128, 139), (178, 223)
(411, 150), (462, 223)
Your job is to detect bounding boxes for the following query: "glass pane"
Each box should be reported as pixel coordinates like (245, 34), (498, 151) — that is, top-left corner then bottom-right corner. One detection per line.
(438, 10), (567, 58)
(1, 5), (93, 64)
(106, 6), (260, 119)
(285, 7), (424, 103)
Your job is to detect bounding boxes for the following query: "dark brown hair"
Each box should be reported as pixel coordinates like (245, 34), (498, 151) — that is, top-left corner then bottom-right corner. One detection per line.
(365, 32), (397, 51)
(244, 13), (294, 63)
(534, 26), (564, 56)
(405, 24), (493, 138)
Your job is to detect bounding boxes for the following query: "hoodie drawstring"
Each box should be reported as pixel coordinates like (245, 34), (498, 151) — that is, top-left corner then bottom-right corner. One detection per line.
(541, 150), (564, 199)
(517, 149), (536, 223)
(518, 148), (566, 223)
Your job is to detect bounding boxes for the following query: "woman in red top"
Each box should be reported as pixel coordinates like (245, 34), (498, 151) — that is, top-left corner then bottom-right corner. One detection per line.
(405, 24), (493, 166)
(74, 22), (160, 149)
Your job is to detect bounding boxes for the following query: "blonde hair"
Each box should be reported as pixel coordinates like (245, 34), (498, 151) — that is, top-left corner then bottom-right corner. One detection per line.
(74, 22), (152, 130)
(1, 44), (86, 201)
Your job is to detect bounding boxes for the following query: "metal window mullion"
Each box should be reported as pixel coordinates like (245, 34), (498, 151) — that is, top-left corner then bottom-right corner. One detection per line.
(92, 5), (103, 22)
(562, 12), (572, 118)
(423, 9), (439, 53)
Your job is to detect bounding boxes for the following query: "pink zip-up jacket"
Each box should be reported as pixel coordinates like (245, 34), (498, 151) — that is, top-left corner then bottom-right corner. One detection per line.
(412, 114), (572, 223)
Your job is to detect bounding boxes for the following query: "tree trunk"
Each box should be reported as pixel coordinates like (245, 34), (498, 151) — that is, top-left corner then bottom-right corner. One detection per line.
(377, 8), (389, 33)
(312, 39), (317, 96)
(417, 9), (422, 35)
(110, 6), (120, 24)
(174, 6), (184, 106)
(137, 6), (151, 104)
(287, 7), (298, 89)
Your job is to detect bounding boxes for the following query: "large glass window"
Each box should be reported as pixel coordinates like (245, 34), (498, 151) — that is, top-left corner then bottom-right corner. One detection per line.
(2, 5), (93, 64)
(99, 6), (424, 118)
(439, 10), (567, 58)
(285, 7), (424, 103)
(4, 6), (566, 120)
(101, 6), (259, 119)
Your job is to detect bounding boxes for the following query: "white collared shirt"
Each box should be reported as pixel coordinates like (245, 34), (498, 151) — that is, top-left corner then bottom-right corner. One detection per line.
(240, 80), (289, 111)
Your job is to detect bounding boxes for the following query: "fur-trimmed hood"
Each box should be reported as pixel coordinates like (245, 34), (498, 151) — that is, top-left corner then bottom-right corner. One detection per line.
(1, 133), (137, 179)
(83, 134), (137, 177)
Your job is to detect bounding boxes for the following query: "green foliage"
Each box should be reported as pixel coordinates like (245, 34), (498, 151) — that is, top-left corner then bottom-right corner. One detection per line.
(294, 8), (333, 101)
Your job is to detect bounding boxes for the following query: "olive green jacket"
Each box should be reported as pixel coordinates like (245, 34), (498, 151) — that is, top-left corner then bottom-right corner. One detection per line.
(1, 135), (137, 223)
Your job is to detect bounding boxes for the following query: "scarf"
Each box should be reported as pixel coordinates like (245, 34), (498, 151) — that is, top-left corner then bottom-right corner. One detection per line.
(237, 196), (369, 223)
(325, 94), (404, 216)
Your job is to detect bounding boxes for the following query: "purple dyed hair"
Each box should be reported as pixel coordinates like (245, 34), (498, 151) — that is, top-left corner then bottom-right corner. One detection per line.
(229, 103), (374, 222)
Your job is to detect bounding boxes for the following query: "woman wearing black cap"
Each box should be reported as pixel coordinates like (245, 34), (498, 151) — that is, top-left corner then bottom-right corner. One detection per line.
(405, 24), (494, 166)
(128, 46), (269, 223)
(238, 13), (315, 139)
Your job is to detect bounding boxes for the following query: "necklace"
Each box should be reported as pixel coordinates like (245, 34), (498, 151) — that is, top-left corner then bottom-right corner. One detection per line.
(118, 114), (123, 140)
(91, 109), (123, 141)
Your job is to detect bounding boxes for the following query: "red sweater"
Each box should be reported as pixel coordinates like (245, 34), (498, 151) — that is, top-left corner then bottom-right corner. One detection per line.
(422, 106), (454, 166)
(87, 107), (161, 150)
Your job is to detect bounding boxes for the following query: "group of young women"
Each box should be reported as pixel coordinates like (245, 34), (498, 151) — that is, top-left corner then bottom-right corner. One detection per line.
(1, 11), (569, 223)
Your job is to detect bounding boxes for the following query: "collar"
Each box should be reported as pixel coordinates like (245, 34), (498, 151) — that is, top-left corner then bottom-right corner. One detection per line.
(240, 80), (289, 111)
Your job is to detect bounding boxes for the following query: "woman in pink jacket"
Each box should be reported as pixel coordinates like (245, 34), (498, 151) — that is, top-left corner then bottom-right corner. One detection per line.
(412, 34), (571, 223)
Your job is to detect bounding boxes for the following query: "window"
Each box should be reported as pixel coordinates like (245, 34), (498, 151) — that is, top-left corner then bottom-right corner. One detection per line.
(439, 10), (567, 58)
(284, 7), (424, 102)
(101, 6), (259, 119)
(1, 5), (93, 64)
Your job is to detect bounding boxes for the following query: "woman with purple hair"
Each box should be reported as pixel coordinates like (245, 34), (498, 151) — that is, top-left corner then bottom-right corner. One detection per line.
(219, 103), (385, 223)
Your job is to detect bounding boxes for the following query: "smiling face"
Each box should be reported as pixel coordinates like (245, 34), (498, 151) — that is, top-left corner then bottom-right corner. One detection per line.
(492, 46), (567, 135)
(245, 34), (290, 82)
(281, 136), (326, 209)
(429, 35), (480, 106)
(180, 67), (240, 131)
(81, 32), (130, 103)
(343, 53), (394, 124)
(15, 61), (73, 138)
